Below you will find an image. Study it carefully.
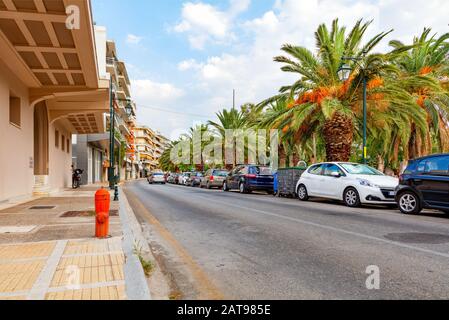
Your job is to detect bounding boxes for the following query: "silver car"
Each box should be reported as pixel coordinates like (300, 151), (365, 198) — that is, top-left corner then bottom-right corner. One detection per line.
(200, 169), (229, 189)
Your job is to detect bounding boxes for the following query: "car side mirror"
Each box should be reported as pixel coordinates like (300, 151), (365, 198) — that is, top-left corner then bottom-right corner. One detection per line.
(331, 172), (341, 178)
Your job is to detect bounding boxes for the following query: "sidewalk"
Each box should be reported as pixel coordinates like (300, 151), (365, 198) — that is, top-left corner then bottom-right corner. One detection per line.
(0, 183), (150, 300)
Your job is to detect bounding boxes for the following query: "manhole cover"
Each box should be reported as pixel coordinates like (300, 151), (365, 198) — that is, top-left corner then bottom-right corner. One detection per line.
(384, 233), (449, 244)
(60, 210), (119, 218)
(29, 206), (56, 210)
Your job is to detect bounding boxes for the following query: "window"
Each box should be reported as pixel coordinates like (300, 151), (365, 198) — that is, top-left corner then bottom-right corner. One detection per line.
(213, 170), (228, 177)
(9, 94), (21, 127)
(308, 164), (324, 175)
(339, 163), (383, 176)
(67, 139), (70, 153)
(61, 135), (65, 151)
(417, 156), (449, 176)
(250, 166), (272, 175)
(55, 130), (59, 148)
(324, 164), (345, 177)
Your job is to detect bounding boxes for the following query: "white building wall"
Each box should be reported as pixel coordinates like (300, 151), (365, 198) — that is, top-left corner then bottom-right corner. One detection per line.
(48, 120), (73, 193)
(0, 60), (34, 202)
(94, 26), (108, 80)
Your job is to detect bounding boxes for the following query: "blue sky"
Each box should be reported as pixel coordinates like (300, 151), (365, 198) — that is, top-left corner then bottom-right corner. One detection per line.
(91, 0), (449, 139)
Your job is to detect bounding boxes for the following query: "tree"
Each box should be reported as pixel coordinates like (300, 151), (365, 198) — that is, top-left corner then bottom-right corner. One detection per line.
(208, 108), (248, 168)
(390, 28), (449, 160)
(259, 19), (401, 162)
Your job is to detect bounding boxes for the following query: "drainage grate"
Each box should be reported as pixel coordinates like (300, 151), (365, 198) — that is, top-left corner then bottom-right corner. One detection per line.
(29, 206), (56, 210)
(60, 210), (119, 218)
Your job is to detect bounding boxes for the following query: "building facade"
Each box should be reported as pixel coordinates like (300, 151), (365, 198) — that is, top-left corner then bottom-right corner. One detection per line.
(135, 126), (169, 176)
(72, 34), (138, 185)
(0, 0), (110, 202)
(106, 39), (138, 182)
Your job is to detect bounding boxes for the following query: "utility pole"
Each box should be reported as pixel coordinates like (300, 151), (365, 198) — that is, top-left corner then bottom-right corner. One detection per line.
(233, 89), (235, 109)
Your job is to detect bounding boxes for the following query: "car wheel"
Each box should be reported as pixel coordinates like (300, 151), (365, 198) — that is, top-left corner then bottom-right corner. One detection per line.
(223, 181), (230, 192)
(207, 182), (211, 189)
(398, 192), (422, 215)
(344, 188), (361, 208)
(297, 185), (309, 201)
(239, 182), (248, 194)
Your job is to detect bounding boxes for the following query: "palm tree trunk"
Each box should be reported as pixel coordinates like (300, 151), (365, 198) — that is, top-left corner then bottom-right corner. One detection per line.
(377, 155), (385, 172)
(323, 112), (353, 162)
(312, 133), (317, 163)
(279, 145), (287, 168)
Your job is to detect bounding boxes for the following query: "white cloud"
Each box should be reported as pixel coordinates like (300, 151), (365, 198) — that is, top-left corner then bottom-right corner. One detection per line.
(178, 59), (203, 71)
(173, 0), (251, 49)
(132, 79), (185, 105)
(157, 0), (449, 136)
(126, 34), (143, 45)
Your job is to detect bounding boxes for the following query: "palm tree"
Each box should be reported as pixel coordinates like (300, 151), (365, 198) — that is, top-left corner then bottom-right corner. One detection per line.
(182, 124), (211, 171)
(258, 19), (404, 162)
(159, 142), (176, 172)
(389, 29), (449, 160)
(208, 108), (248, 167)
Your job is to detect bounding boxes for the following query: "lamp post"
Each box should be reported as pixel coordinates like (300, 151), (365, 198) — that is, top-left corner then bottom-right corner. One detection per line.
(337, 55), (368, 164)
(108, 82), (116, 189)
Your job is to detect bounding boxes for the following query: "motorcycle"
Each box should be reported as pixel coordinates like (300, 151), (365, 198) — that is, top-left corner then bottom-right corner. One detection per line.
(72, 169), (84, 189)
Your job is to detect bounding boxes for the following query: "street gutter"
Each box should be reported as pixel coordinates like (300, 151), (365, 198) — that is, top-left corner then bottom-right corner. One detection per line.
(119, 186), (152, 300)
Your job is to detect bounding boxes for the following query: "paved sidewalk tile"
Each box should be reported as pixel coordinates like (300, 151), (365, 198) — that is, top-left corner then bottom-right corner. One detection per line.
(0, 238), (127, 300)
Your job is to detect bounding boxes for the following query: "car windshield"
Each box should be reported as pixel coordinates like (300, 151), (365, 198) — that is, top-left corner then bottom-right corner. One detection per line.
(213, 171), (228, 177)
(252, 166), (272, 175)
(339, 163), (383, 176)
(153, 173), (164, 176)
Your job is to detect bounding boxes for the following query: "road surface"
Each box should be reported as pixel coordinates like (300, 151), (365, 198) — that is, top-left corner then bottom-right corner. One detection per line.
(124, 179), (449, 300)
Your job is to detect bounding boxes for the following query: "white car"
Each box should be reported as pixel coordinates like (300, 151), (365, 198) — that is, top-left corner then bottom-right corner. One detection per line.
(148, 172), (166, 184)
(296, 162), (399, 207)
(179, 173), (192, 186)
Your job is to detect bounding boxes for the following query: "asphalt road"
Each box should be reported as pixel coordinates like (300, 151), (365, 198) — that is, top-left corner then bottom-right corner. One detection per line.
(124, 179), (449, 300)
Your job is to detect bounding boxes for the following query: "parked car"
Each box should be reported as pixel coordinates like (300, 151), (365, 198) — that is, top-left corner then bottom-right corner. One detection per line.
(167, 173), (177, 184)
(296, 162), (399, 207)
(174, 173), (181, 185)
(186, 172), (203, 187)
(223, 165), (274, 194)
(200, 169), (229, 189)
(179, 172), (192, 186)
(148, 172), (166, 184)
(395, 154), (449, 215)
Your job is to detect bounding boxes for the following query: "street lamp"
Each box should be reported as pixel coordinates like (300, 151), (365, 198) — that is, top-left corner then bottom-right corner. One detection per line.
(125, 100), (134, 117)
(337, 63), (352, 82)
(108, 82), (117, 190)
(337, 54), (368, 164)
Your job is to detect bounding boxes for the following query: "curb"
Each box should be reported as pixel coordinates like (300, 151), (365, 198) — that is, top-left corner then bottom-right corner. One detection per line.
(118, 186), (152, 300)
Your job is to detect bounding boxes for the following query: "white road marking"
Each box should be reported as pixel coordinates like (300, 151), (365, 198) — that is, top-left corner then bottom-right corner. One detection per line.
(195, 195), (449, 259)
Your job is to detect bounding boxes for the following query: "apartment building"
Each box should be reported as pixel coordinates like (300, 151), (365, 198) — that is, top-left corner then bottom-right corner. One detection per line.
(135, 126), (169, 175)
(0, 0), (110, 202)
(106, 40), (138, 181)
(72, 29), (137, 185)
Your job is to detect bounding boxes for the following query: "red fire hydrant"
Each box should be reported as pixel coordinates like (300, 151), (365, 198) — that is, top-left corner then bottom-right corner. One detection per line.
(95, 188), (110, 238)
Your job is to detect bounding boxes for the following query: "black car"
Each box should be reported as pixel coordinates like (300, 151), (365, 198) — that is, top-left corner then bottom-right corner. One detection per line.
(395, 154), (449, 214)
(223, 165), (274, 194)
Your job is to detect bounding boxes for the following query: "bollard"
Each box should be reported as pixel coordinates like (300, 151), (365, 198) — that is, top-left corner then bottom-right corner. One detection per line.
(114, 185), (119, 201)
(95, 188), (110, 238)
